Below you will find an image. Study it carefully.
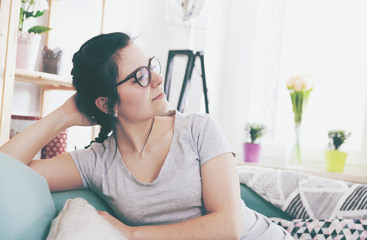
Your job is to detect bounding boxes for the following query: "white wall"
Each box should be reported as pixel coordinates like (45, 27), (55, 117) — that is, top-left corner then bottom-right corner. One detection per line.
(103, 0), (209, 113)
(214, 0), (259, 155)
(12, 82), (41, 116)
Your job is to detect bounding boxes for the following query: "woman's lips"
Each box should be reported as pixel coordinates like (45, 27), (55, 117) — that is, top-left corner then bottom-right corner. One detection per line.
(152, 92), (165, 101)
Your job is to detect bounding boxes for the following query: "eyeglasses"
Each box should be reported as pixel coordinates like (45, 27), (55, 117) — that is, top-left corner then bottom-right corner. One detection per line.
(114, 56), (161, 88)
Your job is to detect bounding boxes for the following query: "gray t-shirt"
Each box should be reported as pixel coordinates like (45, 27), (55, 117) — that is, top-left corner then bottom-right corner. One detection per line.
(70, 111), (292, 239)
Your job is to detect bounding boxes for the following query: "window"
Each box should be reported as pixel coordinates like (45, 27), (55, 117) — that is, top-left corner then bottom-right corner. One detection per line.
(249, 0), (367, 171)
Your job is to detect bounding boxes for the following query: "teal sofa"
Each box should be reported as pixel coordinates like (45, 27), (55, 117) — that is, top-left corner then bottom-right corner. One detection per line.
(0, 152), (291, 240)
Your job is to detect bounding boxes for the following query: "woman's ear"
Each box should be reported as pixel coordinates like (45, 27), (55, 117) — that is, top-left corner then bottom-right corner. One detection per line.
(95, 97), (109, 114)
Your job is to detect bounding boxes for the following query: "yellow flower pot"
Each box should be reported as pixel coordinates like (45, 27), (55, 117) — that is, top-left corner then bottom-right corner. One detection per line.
(325, 150), (347, 172)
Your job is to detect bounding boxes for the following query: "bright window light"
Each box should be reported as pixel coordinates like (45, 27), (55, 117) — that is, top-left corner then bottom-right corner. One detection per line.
(275, 0), (367, 159)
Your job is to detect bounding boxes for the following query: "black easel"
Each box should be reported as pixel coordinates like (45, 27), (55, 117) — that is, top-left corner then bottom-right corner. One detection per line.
(164, 50), (209, 113)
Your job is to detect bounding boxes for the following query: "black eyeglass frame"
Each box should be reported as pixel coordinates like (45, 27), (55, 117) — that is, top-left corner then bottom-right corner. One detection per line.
(114, 56), (161, 88)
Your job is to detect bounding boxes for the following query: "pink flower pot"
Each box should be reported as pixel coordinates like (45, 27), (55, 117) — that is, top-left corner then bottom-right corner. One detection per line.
(244, 143), (261, 163)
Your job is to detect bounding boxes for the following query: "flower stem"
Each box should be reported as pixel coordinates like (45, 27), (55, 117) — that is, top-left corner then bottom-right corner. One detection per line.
(289, 122), (302, 165)
(294, 122), (302, 165)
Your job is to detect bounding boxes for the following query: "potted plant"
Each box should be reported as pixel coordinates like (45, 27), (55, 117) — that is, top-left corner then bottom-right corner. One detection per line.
(325, 130), (351, 172)
(16, 0), (52, 70)
(42, 46), (62, 74)
(243, 123), (266, 163)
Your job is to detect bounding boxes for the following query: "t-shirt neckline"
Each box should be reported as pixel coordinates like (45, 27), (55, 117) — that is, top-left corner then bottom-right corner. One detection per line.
(114, 110), (178, 187)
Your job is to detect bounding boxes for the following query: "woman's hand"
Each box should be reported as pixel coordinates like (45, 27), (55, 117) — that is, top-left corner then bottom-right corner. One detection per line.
(59, 94), (94, 127)
(97, 211), (133, 239)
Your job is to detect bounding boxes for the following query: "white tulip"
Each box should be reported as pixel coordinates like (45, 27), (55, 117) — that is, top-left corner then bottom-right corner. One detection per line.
(287, 74), (314, 91)
(294, 77), (303, 91)
(286, 77), (295, 89)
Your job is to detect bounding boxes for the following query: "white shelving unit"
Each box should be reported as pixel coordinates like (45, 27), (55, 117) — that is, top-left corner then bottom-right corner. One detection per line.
(0, 0), (106, 145)
(0, 0), (22, 145)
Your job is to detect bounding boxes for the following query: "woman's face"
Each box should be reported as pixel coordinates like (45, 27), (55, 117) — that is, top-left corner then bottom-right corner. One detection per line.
(114, 43), (169, 122)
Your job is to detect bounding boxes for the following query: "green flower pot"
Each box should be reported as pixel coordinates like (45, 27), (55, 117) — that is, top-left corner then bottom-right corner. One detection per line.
(325, 150), (347, 172)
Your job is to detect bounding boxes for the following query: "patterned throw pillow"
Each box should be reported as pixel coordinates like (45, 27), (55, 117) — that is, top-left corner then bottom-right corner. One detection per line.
(41, 130), (68, 159)
(271, 218), (367, 240)
(238, 166), (367, 220)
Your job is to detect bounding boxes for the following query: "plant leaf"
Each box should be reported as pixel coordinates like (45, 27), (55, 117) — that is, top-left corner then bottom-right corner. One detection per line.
(327, 129), (351, 150)
(19, 8), (25, 31)
(245, 123), (266, 143)
(24, 10), (45, 19)
(24, 11), (34, 19)
(28, 26), (52, 34)
(33, 10), (45, 18)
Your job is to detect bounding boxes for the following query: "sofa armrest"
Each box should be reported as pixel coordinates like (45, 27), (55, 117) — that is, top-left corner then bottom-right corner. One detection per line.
(0, 152), (56, 240)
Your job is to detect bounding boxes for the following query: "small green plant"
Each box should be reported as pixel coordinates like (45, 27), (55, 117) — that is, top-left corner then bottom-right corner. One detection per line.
(19, 0), (52, 34)
(328, 130), (351, 150)
(245, 123), (266, 144)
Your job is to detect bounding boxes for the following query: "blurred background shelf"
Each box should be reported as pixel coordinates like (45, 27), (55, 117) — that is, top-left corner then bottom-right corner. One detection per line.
(15, 68), (73, 90)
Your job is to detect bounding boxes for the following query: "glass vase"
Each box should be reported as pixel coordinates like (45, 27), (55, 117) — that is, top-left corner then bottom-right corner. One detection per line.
(289, 122), (302, 166)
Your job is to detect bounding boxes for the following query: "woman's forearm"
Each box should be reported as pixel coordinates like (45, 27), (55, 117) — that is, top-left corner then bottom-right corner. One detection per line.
(0, 108), (71, 165)
(129, 211), (241, 240)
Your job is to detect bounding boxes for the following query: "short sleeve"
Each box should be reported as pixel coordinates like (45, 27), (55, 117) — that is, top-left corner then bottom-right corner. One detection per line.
(69, 144), (99, 189)
(195, 115), (235, 166)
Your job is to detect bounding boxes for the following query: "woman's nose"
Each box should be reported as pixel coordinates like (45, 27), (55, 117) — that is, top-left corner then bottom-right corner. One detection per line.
(151, 72), (163, 87)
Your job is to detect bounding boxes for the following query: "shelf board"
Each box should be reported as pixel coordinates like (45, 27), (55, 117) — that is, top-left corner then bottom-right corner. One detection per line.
(15, 68), (74, 89)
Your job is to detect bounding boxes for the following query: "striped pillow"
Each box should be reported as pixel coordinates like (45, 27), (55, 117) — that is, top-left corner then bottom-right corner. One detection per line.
(238, 166), (367, 220)
(284, 182), (367, 220)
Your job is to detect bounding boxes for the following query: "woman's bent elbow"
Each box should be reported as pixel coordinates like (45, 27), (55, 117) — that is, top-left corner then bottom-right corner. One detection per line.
(225, 214), (242, 240)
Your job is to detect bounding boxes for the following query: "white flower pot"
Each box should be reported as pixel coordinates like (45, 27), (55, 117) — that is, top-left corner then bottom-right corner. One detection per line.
(16, 32), (41, 70)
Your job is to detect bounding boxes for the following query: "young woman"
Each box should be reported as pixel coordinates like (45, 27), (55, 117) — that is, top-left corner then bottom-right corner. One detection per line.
(0, 32), (292, 240)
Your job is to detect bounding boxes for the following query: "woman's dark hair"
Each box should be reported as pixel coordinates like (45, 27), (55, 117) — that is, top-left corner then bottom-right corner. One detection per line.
(71, 32), (131, 147)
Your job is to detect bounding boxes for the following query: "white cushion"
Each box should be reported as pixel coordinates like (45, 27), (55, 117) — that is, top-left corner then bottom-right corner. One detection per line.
(47, 198), (127, 240)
